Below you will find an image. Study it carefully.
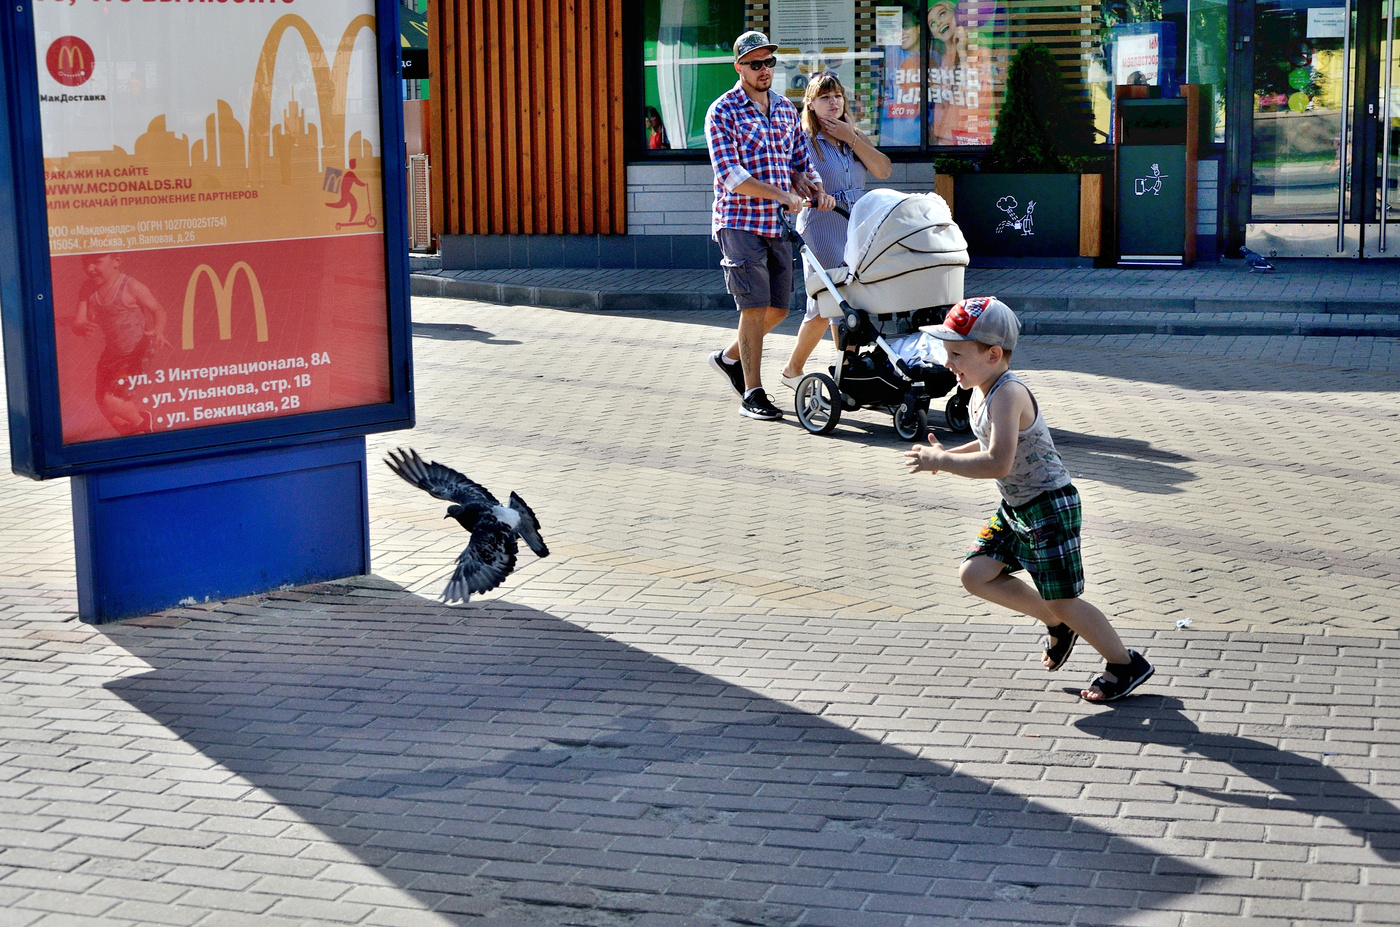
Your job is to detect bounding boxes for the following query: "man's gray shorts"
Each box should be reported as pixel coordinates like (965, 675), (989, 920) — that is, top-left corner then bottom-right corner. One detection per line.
(717, 228), (793, 311)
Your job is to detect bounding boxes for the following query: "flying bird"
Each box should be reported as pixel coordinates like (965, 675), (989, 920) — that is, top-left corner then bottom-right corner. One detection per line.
(1239, 245), (1275, 273)
(385, 447), (549, 603)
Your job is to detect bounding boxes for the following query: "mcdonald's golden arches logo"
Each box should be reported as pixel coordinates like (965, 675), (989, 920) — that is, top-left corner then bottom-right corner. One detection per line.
(182, 262), (270, 351)
(46, 37), (94, 88)
(249, 14), (377, 174)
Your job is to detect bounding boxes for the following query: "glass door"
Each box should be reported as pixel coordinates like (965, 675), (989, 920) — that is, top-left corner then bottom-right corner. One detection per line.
(1248, 0), (1358, 256)
(1365, 0), (1399, 254)
(1246, 0), (1396, 256)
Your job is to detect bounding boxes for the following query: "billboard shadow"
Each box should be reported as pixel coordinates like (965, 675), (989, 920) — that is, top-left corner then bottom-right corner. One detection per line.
(102, 579), (1214, 924)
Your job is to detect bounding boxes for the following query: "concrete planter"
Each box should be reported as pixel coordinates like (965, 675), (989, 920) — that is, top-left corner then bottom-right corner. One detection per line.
(938, 172), (1104, 264)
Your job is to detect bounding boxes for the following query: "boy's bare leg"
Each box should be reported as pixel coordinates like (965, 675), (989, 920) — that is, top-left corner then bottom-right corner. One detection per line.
(99, 393), (145, 434)
(959, 555), (1131, 666)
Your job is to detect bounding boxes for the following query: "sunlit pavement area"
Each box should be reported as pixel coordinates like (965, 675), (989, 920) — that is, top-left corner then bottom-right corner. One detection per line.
(1, 299), (1398, 925)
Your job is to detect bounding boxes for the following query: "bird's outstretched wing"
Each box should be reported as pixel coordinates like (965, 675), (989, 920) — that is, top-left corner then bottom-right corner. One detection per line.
(441, 522), (518, 603)
(386, 447), (500, 510)
(508, 492), (549, 558)
(439, 518), (518, 607)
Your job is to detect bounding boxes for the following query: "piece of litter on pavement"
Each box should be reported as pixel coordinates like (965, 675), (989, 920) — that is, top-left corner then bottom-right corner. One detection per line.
(1175, 618), (1192, 628)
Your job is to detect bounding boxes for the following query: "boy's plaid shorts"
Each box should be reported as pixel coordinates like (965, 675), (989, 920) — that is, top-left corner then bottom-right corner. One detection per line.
(965, 484), (1085, 600)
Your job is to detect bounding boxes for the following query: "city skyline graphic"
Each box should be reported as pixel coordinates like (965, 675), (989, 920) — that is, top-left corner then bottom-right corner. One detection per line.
(43, 13), (383, 254)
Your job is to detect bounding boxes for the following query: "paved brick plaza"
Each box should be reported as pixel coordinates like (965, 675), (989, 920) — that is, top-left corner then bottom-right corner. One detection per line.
(1, 300), (1398, 925)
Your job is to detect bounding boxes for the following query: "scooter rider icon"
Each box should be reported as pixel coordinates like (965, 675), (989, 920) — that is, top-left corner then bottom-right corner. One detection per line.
(326, 158), (378, 230)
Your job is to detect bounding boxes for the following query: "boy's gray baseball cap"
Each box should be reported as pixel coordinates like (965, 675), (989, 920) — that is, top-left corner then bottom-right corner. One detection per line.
(733, 31), (779, 60)
(921, 296), (1020, 351)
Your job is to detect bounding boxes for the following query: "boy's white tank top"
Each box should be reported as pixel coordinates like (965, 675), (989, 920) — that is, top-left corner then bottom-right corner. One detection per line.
(970, 371), (1071, 507)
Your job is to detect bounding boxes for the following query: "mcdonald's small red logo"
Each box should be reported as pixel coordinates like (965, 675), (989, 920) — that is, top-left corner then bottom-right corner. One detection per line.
(46, 37), (94, 88)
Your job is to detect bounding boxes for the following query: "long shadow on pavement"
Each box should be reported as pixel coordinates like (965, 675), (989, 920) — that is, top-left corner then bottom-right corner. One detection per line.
(1075, 696), (1400, 864)
(412, 321), (523, 345)
(1049, 430), (1197, 495)
(102, 579), (1212, 926)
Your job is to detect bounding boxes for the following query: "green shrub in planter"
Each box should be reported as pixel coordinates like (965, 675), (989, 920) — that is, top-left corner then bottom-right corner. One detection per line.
(982, 43), (1093, 174)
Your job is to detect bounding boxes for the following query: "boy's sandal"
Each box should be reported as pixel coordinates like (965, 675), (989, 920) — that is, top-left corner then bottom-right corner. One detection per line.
(1081, 650), (1155, 702)
(1042, 622), (1078, 672)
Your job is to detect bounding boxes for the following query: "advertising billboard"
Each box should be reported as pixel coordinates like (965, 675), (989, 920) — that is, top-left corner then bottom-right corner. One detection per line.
(1, 0), (412, 477)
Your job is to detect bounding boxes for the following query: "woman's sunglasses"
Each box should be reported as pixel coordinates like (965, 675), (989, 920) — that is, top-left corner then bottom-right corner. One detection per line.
(742, 57), (778, 71)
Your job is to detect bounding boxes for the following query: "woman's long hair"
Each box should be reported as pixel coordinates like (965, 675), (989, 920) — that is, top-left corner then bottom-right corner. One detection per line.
(800, 72), (849, 161)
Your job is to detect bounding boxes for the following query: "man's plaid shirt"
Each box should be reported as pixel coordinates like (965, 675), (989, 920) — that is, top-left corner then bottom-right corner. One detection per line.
(705, 82), (814, 240)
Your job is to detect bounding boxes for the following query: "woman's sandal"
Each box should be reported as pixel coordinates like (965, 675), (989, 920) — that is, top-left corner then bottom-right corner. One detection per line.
(1081, 650), (1155, 702)
(1042, 622), (1078, 672)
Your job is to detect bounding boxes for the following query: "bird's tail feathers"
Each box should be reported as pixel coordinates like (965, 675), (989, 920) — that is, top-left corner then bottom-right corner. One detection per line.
(509, 492), (550, 558)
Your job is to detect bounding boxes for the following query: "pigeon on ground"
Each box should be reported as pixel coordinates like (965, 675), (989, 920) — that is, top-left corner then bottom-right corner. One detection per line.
(385, 447), (549, 603)
(1239, 245), (1275, 273)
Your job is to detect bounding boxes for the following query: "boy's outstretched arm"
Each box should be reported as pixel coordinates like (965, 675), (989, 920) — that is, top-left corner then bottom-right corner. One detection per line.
(904, 385), (1030, 480)
(903, 438), (976, 475)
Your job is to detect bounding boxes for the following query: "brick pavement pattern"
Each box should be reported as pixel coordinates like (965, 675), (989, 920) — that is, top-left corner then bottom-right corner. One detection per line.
(1, 301), (1398, 925)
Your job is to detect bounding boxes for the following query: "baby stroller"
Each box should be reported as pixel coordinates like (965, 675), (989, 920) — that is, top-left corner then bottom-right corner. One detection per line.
(786, 189), (973, 438)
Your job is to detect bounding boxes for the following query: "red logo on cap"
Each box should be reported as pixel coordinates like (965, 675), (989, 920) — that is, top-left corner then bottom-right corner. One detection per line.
(943, 297), (994, 335)
(47, 36), (94, 87)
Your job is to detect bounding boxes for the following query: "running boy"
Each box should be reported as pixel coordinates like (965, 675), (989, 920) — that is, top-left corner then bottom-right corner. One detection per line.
(903, 297), (1153, 702)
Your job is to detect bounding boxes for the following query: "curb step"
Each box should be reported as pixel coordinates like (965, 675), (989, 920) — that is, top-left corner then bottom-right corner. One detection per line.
(410, 271), (1400, 336)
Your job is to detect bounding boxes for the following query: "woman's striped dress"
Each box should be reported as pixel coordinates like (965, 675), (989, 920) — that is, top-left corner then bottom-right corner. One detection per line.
(797, 132), (867, 319)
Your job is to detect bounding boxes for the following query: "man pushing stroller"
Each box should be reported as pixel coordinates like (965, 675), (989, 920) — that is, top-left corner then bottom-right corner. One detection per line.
(704, 30), (834, 421)
(904, 297), (1154, 702)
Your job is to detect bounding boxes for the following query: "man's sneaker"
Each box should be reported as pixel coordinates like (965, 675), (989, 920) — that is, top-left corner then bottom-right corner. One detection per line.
(739, 389), (783, 421)
(709, 350), (746, 398)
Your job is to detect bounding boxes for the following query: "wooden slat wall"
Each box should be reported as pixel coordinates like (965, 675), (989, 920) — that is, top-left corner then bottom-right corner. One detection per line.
(429, 0), (625, 236)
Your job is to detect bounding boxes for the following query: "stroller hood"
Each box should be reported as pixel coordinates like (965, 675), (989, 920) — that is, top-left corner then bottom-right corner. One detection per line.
(841, 189), (968, 284)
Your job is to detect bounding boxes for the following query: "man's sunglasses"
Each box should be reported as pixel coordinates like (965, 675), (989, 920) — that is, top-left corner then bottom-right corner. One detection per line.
(742, 57), (778, 71)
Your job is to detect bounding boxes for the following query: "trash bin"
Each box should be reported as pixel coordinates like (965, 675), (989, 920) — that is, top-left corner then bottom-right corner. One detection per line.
(1115, 86), (1199, 267)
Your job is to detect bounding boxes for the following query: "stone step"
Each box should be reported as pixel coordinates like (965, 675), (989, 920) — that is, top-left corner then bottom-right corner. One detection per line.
(410, 269), (1400, 335)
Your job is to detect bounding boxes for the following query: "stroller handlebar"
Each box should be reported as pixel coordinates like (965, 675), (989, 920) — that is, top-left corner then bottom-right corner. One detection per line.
(778, 200), (851, 239)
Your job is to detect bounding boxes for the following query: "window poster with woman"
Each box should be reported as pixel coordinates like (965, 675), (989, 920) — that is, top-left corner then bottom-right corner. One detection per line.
(34, 0), (393, 445)
(876, 1), (993, 147)
(926, 0), (993, 146)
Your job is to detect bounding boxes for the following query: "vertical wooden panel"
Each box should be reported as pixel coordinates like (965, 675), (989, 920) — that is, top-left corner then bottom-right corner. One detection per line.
(500, 0), (519, 233)
(530, 0), (548, 233)
(561, 0), (580, 233)
(934, 173), (955, 209)
(1078, 173), (1101, 258)
(515, 0), (534, 234)
(483, 0), (505, 232)
(576, 2), (595, 233)
(430, 0), (625, 237)
(610, 0), (625, 232)
(547, 0), (565, 231)
(591, 0), (610, 233)
(427, 0), (450, 235)
(470, 0), (490, 232)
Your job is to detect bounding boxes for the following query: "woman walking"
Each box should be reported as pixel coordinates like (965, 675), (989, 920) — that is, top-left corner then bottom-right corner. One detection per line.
(781, 72), (893, 387)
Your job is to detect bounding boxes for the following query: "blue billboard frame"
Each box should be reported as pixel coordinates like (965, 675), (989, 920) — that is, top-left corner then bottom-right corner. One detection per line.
(0, 0), (414, 481)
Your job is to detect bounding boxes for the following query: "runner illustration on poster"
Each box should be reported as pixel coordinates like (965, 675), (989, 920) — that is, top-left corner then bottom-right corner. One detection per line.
(35, 3), (393, 444)
(68, 253), (170, 436)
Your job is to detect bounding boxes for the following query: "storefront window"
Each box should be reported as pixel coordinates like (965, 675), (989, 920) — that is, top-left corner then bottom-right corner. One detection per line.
(640, 0), (1227, 153)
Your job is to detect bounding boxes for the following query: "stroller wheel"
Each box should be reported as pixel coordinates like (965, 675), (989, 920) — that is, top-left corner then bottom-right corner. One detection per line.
(794, 373), (842, 435)
(944, 388), (973, 433)
(893, 401), (928, 442)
